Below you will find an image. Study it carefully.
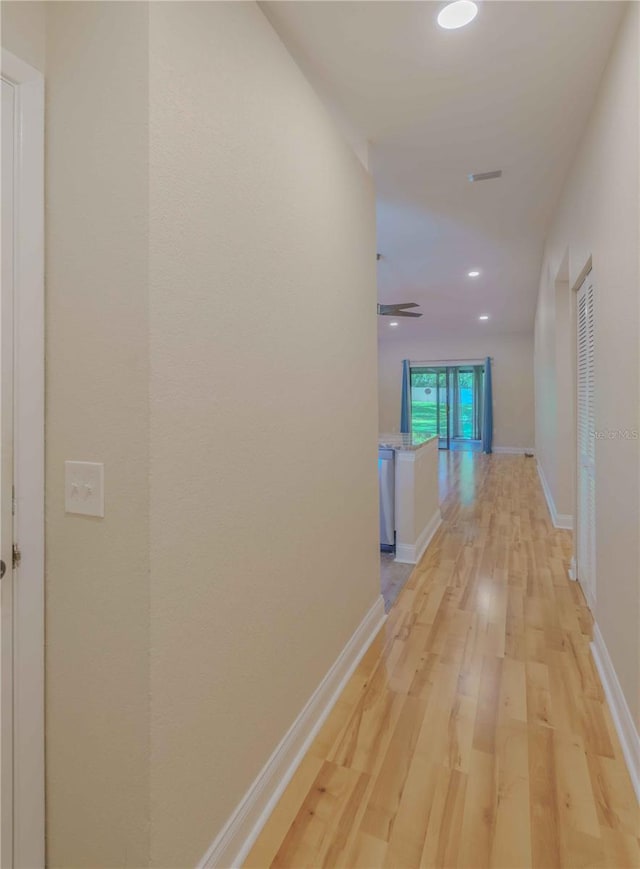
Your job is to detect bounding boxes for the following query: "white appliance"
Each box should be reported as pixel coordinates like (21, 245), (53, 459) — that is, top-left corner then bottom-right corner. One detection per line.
(378, 448), (395, 551)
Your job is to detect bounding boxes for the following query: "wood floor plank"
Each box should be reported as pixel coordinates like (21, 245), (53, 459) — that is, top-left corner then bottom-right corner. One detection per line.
(457, 748), (496, 869)
(340, 831), (387, 869)
(419, 766), (467, 868)
(359, 693), (430, 841)
(491, 722), (532, 869)
(269, 761), (368, 869)
(382, 758), (441, 868)
(586, 750), (640, 837)
(498, 656), (527, 724)
(525, 659), (552, 728)
(245, 454), (639, 869)
(244, 754), (324, 869)
(528, 723), (562, 869)
(600, 827), (640, 868)
(472, 655), (503, 754)
(553, 729), (601, 837)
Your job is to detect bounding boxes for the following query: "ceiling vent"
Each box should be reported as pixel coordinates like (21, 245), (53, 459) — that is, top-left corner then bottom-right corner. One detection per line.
(468, 170), (503, 182)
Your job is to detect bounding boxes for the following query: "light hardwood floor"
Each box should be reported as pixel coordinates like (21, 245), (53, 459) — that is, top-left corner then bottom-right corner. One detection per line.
(245, 452), (639, 868)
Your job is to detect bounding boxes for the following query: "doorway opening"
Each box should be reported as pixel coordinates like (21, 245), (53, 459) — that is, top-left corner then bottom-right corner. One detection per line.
(410, 364), (484, 450)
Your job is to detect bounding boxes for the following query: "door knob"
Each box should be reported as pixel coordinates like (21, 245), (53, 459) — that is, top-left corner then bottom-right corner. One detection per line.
(0, 560), (5, 579)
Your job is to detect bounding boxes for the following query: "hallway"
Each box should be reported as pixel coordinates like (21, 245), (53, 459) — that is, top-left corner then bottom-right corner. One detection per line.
(246, 453), (640, 868)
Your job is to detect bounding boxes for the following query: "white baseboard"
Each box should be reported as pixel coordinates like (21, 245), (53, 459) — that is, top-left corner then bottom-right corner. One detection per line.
(568, 556), (577, 582)
(590, 624), (640, 804)
(197, 595), (387, 869)
(582, 578), (596, 612)
(536, 459), (574, 530)
(493, 446), (536, 455)
(395, 508), (442, 565)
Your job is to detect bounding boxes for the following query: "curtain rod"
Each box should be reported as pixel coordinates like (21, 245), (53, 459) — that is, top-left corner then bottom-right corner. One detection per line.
(410, 357), (493, 366)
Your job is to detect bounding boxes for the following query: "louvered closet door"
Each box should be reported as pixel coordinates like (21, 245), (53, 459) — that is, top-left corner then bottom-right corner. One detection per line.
(576, 273), (596, 608)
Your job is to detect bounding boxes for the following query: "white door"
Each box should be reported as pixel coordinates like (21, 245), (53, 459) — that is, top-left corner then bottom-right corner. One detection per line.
(576, 272), (596, 608)
(1, 53), (45, 866)
(1, 75), (16, 869)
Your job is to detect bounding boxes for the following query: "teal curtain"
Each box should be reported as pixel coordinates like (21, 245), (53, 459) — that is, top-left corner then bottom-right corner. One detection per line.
(400, 360), (411, 433)
(482, 357), (493, 453)
(451, 369), (460, 438)
(473, 364), (483, 440)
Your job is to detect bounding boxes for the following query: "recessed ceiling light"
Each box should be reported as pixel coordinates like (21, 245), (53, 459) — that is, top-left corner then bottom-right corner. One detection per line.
(479, 315), (489, 321)
(389, 321), (399, 327)
(468, 270), (480, 277)
(437, 0), (478, 30)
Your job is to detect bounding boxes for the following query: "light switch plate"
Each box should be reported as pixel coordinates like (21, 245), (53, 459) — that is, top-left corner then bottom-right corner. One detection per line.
(65, 461), (104, 517)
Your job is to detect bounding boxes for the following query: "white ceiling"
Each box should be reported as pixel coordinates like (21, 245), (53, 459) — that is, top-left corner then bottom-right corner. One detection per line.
(262, 1), (625, 339)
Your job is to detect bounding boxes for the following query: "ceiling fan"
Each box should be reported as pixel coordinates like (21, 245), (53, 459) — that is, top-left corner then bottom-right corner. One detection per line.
(377, 302), (423, 318)
(375, 255), (423, 318)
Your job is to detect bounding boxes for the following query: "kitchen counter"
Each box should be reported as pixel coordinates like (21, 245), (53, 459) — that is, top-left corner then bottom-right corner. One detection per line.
(378, 432), (438, 451)
(378, 433), (441, 565)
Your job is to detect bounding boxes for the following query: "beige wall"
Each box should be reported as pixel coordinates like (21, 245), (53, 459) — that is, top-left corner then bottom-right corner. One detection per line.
(148, 4), (379, 863)
(378, 332), (535, 450)
(45, 2), (151, 865)
(1, 0), (46, 72)
(26, 1), (379, 865)
(534, 4), (639, 720)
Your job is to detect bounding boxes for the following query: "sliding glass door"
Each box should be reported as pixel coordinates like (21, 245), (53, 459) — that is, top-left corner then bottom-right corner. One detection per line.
(452, 366), (483, 441)
(437, 368), (450, 449)
(410, 367), (446, 446)
(411, 364), (484, 449)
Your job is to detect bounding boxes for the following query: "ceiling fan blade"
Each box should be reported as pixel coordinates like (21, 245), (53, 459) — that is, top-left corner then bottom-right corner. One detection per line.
(377, 302), (422, 316)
